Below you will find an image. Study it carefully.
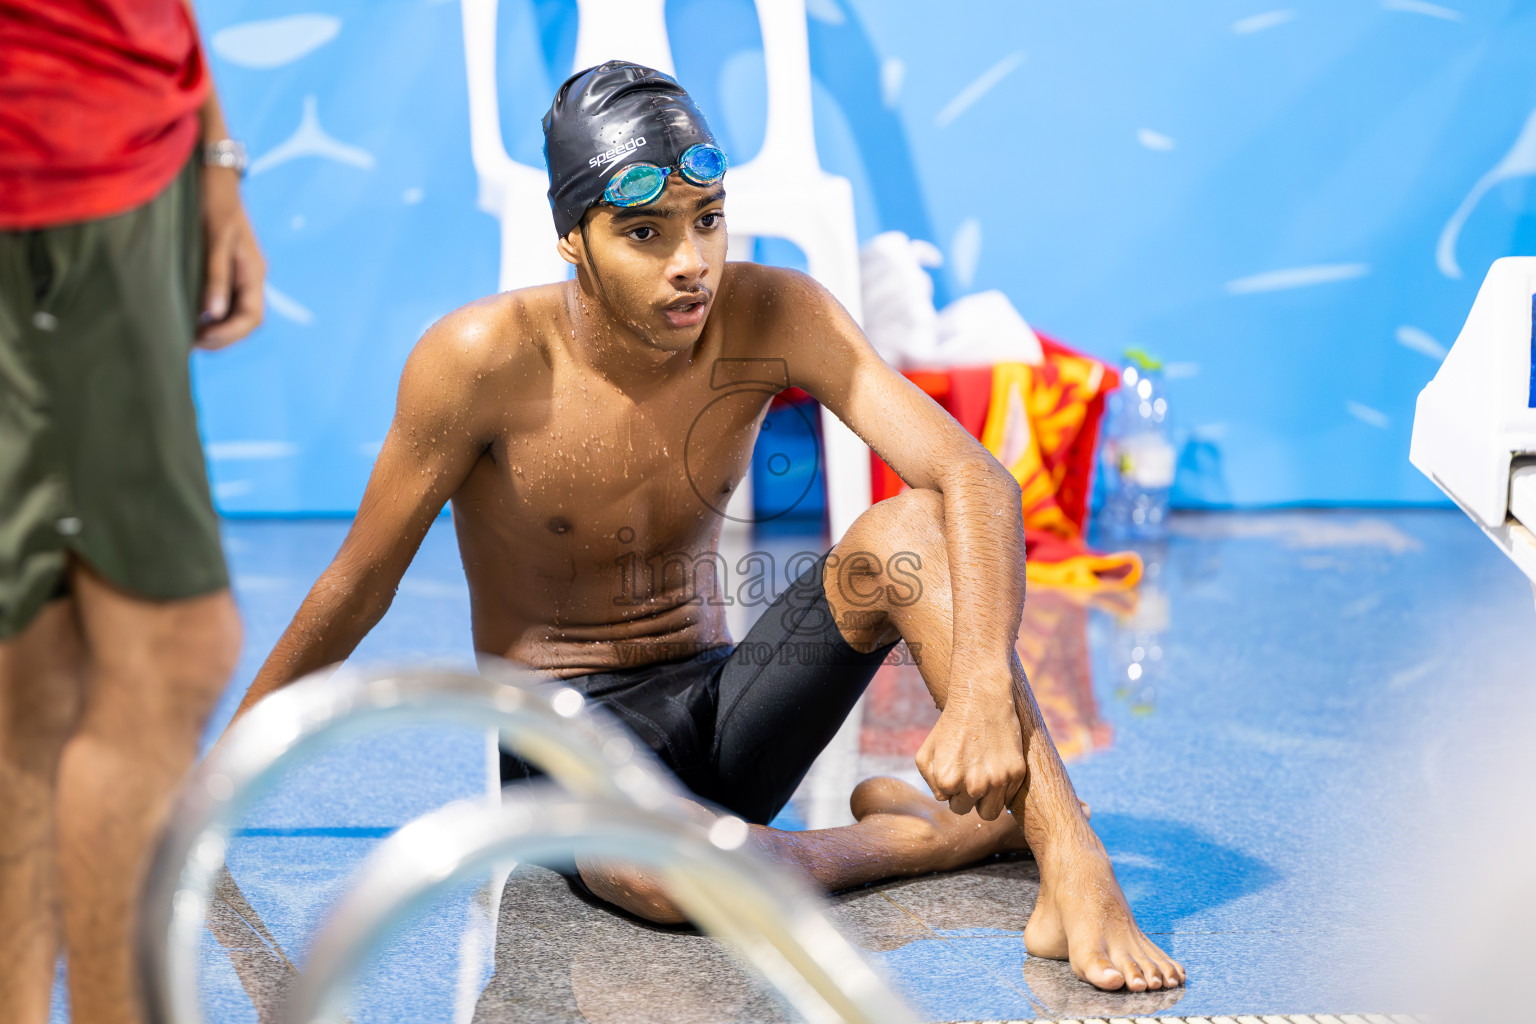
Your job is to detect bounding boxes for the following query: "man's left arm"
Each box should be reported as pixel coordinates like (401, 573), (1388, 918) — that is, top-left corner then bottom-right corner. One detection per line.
(761, 269), (1029, 821)
(182, 0), (266, 347)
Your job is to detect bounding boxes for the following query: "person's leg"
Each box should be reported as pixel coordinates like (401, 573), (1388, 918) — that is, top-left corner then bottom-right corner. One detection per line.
(579, 775), (1030, 924)
(55, 563), (239, 1024)
(584, 489), (1178, 991)
(0, 599), (86, 1024)
(821, 488), (1182, 992)
(578, 543), (1033, 925)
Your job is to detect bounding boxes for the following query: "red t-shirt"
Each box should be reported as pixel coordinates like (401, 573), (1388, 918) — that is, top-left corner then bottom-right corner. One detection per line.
(0, 0), (209, 229)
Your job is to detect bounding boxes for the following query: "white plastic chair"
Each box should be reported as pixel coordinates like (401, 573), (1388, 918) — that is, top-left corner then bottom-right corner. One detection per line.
(726, 0), (870, 543)
(461, 0), (571, 292)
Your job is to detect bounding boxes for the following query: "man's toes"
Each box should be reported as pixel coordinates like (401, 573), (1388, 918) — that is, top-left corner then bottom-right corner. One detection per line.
(1128, 955), (1160, 990)
(1133, 939), (1182, 989)
(1073, 953), (1125, 991)
(1133, 949), (1166, 990)
(1146, 950), (1182, 988)
(1164, 954), (1186, 987)
(1110, 950), (1148, 992)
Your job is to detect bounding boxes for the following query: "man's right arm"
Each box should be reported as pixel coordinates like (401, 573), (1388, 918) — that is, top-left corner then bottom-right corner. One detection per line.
(229, 310), (503, 720)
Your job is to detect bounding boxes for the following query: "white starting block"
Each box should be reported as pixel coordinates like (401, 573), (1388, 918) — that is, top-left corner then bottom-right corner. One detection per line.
(1410, 256), (1536, 605)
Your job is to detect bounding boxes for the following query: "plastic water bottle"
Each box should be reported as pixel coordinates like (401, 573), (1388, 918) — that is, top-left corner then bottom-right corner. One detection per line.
(1099, 349), (1176, 541)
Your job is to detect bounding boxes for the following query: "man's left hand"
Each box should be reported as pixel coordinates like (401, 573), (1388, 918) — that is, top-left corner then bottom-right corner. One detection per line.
(197, 166), (265, 349)
(915, 680), (1027, 821)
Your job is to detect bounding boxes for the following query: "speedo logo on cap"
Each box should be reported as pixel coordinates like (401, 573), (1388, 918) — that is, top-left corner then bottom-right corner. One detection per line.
(589, 136), (647, 168)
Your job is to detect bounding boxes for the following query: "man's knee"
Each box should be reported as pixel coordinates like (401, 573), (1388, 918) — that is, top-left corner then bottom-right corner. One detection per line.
(576, 860), (687, 925)
(839, 488), (945, 579)
(827, 490), (947, 644)
(848, 488), (945, 549)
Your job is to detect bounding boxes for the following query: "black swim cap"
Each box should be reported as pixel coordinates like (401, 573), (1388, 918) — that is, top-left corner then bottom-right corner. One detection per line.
(542, 61), (721, 238)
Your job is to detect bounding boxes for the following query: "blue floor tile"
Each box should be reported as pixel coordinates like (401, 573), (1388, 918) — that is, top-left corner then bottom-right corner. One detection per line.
(55, 509), (1536, 1022)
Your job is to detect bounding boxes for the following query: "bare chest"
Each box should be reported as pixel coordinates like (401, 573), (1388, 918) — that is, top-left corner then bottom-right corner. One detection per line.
(479, 372), (771, 554)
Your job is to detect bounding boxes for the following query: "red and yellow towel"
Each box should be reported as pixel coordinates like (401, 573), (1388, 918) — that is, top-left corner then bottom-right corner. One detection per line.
(871, 335), (1142, 591)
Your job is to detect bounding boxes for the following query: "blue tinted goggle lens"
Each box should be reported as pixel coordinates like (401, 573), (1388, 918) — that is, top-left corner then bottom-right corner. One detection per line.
(604, 163), (669, 206)
(602, 145), (727, 209)
(678, 144), (727, 185)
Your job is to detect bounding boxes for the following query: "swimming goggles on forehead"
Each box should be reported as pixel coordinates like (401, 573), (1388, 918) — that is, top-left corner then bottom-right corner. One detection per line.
(601, 144), (728, 208)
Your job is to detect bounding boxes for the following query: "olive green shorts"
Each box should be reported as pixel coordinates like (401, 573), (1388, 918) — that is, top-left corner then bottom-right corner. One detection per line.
(0, 158), (228, 638)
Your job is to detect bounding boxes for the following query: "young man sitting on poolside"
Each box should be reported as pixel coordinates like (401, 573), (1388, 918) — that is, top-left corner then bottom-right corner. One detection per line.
(233, 61), (1183, 993)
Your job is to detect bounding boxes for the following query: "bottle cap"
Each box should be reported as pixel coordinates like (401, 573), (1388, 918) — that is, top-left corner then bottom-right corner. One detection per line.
(1123, 346), (1164, 372)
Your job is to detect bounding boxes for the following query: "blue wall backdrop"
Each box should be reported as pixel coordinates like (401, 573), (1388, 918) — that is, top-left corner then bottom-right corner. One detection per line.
(191, 0), (1536, 512)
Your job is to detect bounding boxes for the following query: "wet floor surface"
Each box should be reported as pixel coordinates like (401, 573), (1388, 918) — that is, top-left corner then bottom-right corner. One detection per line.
(55, 509), (1536, 1022)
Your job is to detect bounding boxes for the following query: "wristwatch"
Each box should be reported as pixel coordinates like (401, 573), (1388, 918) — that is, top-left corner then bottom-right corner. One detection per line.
(202, 139), (250, 178)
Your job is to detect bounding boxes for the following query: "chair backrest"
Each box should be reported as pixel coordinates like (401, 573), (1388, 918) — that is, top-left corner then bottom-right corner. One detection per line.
(460, 0), (569, 290)
(572, 0), (675, 75)
(745, 0), (821, 178)
(463, 0), (852, 291)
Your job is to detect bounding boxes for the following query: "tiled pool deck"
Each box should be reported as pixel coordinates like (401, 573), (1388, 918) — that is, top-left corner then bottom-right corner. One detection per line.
(56, 509), (1530, 1022)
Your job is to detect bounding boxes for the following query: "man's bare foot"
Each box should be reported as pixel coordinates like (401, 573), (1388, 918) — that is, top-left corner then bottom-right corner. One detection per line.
(849, 777), (1029, 873)
(1022, 828), (1185, 993)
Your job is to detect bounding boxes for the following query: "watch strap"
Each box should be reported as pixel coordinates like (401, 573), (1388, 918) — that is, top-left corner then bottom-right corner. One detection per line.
(202, 139), (250, 178)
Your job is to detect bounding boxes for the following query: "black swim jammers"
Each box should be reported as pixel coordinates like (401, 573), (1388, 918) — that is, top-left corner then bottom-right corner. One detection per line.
(499, 551), (899, 826)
